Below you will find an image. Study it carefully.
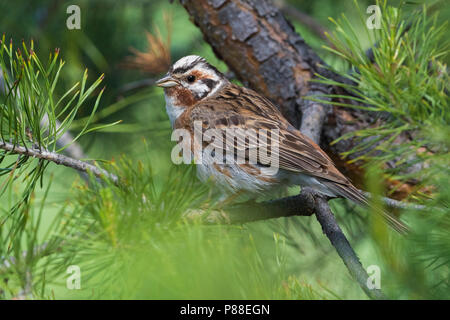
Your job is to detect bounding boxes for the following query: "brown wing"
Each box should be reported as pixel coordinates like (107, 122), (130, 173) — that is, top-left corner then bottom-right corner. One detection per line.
(174, 83), (408, 233)
(175, 83), (350, 186)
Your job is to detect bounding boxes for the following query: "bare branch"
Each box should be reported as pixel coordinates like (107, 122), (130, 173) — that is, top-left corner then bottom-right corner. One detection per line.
(180, 0), (333, 131)
(313, 195), (386, 300)
(208, 191), (424, 225)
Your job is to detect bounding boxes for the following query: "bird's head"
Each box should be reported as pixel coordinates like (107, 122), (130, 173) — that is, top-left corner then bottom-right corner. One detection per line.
(156, 55), (228, 109)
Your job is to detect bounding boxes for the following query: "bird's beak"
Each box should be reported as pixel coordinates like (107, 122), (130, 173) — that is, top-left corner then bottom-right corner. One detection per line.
(156, 74), (178, 88)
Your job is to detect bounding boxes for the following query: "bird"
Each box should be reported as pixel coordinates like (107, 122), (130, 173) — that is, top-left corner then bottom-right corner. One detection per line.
(156, 55), (407, 233)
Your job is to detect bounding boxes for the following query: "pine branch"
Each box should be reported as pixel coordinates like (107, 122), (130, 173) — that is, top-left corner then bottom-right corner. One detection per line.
(211, 190), (424, 225)
(362, 191), (426, 211)
(0, 140), (118, 185)
(200, 188), (388, 299)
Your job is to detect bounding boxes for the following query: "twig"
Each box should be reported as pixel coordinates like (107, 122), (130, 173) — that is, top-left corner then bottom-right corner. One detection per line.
(52, 127), (87, 161)
(362, 191), (426, 211)
(0, 140), (118, 185)
(198, 191), (316, 224)
(276, 1), (330, 42)
(118, 77), (157, 94)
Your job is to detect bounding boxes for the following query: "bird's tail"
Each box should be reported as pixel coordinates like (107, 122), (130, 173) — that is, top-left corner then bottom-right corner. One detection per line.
(322, 181), (409, 234)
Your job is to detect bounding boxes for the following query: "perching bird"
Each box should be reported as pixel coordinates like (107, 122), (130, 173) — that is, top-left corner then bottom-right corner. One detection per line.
(156, 55), (407, 233)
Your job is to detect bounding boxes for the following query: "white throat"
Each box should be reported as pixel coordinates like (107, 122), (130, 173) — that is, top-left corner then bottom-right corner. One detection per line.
(164, 93), (185, 127)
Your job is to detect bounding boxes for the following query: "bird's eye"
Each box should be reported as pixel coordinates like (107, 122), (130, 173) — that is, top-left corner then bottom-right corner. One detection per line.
(187, 75), (196, 83)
